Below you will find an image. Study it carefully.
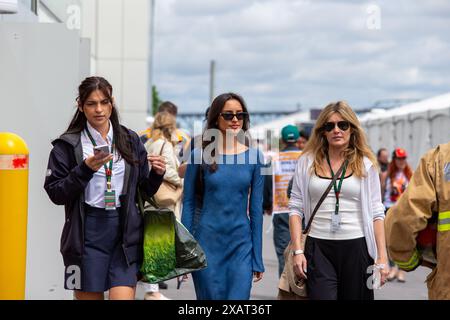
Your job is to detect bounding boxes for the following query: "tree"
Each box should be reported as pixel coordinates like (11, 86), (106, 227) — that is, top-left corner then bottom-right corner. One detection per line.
(152, 85), (162, 116)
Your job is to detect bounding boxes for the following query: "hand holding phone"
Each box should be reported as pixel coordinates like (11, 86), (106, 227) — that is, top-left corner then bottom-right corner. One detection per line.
(85, 145), (113, 171)
(85, 152), (113, 172)
(93, 145), (110, 158)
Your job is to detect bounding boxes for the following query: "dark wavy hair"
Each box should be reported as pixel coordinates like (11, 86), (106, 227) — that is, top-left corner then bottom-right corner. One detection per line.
(202, 92), (250, 173)
(65, 76), (135, 165)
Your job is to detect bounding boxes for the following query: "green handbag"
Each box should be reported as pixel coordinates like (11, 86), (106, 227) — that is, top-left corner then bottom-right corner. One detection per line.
(137, 188), (207, 284)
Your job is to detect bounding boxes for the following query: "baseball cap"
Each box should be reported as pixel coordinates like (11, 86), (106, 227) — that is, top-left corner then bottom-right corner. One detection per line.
(393, 148), (407, 159)
(281, 125), (300, 143)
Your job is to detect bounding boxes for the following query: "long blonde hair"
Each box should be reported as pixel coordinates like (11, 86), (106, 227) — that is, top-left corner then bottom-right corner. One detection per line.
(151, 111), (177, 145)
(301, 101), (377, 178)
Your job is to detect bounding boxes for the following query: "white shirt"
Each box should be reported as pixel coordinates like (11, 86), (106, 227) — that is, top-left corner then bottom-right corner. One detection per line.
(81, 121), (125, 208)
(288, 154), (385, 260)
(308, 174), (365, 240)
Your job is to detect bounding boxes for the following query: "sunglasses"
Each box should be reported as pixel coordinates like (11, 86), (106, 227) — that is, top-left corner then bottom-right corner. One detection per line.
(220, 112), (249, 121)
(322, 121), (351, 132)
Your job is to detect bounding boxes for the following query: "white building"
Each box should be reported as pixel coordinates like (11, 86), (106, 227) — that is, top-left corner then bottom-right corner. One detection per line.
(1, 0), (152, 130)
(79, 0), (151, 131)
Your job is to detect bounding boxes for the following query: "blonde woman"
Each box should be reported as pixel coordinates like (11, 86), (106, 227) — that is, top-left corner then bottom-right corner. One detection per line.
(288, 101), (389, 300)
(142, 111), (183, 300)
(145, 111), (183, 215)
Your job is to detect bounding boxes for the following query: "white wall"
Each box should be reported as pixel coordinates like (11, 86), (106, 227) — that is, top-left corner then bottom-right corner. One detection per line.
(0, 23), (90, 299)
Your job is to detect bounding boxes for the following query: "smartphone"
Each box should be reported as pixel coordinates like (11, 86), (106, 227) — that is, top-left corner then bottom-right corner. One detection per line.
(93, 144), (110, 156)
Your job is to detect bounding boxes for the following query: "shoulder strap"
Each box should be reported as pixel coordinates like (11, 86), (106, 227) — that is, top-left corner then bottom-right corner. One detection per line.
(303, 160), (348, 234)
(159, 141), (167, 156)
(137, 187), (160, 215)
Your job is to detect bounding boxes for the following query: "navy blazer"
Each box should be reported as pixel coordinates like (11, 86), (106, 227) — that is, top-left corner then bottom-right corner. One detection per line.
(44, 126), (164, 268)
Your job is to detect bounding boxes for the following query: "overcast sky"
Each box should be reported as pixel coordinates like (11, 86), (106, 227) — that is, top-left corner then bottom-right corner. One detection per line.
(152, 0), (450, 114)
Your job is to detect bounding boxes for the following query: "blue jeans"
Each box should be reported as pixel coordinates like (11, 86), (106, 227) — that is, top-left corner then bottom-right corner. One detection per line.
(273, 213), (291, 278)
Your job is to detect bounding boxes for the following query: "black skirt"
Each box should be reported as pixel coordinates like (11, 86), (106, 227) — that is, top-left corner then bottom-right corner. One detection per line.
(64, 205), (139, 292)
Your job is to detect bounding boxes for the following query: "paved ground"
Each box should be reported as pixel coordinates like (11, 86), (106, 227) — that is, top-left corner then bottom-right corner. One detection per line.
(136, 215), (430, 300)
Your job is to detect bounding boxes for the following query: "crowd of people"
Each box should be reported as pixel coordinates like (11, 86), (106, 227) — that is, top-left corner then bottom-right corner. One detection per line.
(43, 76), (449, 300)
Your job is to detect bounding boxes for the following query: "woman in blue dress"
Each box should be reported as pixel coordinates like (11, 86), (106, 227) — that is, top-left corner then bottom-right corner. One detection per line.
(181, 93), (265, 300)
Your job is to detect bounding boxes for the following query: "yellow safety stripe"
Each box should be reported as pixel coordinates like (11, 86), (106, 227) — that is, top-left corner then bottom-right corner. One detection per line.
(438, 224), (450, 232)
(395, 249), (420, 271)
(439, 211), (450, 220)
(438, 211), (450, 232)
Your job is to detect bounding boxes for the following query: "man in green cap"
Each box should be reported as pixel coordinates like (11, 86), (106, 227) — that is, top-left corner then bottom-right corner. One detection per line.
(263, 125), (303, 277)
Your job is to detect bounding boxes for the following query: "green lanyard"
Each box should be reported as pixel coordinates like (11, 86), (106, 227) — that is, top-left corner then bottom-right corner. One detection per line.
(85, 127), (114, 192)
(326, 155), (348, 215)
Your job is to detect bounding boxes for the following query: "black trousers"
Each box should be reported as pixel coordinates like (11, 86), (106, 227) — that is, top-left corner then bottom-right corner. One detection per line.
(305, 236), (374, 300)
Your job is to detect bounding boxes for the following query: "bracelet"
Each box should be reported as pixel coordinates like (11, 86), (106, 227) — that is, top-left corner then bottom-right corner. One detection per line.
(292, 249), (304, 256)
(375, 263), (386, 270)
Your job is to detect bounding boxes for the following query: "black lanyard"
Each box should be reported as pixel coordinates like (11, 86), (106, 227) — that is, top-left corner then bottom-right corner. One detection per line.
(326, 155), (348, 215)
(85, 127), (114, 191)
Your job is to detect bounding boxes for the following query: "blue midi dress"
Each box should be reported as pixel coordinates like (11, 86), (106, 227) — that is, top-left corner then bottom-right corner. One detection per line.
(181, 148), (265, 300)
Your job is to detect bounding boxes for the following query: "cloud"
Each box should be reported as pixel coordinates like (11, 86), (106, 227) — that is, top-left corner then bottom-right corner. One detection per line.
(152, 0), (450, 114)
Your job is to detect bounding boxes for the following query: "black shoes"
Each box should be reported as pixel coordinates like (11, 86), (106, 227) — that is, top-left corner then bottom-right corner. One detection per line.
(158, 281), (168, 290)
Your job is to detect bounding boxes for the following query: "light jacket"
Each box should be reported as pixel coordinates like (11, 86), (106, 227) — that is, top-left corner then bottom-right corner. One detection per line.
(385, 142), (450, 300)
(145, 138), (182, 187)
(288, 153), (385, 260)
(145, 138), (183, 218)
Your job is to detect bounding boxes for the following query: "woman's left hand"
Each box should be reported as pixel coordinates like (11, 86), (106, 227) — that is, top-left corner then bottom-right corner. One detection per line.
(376, 257), (390, 287)
(148, 155), (166, 176)
(253, 272), (264, 283)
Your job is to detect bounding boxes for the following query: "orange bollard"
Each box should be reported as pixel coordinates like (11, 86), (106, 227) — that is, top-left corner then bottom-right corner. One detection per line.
(0, 133), (29, 300)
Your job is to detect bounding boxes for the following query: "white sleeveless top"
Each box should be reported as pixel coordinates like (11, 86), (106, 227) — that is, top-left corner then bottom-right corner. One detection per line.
(308, 173), (364, 240)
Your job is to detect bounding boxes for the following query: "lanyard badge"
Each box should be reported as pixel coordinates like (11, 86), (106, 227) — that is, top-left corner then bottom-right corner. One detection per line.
(326, 156), (348, 232)
(86, 128), (116, 210)
(104, 167), (116, 210)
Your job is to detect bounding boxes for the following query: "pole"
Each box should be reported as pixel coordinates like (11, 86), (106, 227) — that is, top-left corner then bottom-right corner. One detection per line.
(148, 0), (156, 116)
(209, 60), (216, 104)
(0, 133), (29, 300)
(31, 0), (38, 15)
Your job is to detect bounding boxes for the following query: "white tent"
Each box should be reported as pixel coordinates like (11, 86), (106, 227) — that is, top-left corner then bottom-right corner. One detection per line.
(249, 111), (312, 140)
(360, 92), (450, 168)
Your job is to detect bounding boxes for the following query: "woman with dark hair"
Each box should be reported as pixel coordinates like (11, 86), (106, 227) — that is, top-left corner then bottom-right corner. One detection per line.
(181, 93), (265, 300)
(288, 101), (389, 300)
(44, 76), (165, 300)
(383, 147), (413, 282)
